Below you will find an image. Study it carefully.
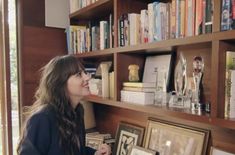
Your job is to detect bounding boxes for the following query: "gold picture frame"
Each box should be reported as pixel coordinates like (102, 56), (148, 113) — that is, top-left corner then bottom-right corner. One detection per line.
(128, 146), (157, 155)
(144, 118), (209, 155)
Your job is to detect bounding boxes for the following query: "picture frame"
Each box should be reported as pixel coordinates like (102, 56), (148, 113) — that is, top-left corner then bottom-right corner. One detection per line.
(113, 122), (145, 155)
(143, 53), (174, 92)
(128, 145), (157, 155)
(86, 137), (103, 150)
(144, 118), (209, 155)
(210, 147), (235, 155)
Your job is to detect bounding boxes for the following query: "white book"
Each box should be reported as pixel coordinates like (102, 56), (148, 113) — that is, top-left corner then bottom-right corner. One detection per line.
(121, 90), (155, 105)
(148, 3), (154, 42)
(100, 21), (104, 50)
(69, 0), (79, 13)
(140, 9), (148, 43)
(109, 72), (115, 99)
(123, 86), (155, 92)
(129, 13), (140, 45)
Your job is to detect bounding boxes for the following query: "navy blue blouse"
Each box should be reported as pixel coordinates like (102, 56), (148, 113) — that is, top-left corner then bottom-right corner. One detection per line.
(18, 104), (96, 155)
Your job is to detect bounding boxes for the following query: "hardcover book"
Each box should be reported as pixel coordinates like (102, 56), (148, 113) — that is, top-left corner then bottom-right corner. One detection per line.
(225, 51), (235, 118)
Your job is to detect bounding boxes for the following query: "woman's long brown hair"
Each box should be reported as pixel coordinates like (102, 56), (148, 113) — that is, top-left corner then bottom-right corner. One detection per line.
(17, 55), (85, 155)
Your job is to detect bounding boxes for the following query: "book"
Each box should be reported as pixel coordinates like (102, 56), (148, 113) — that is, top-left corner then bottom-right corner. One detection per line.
(123, 86), (155, 92)
(225, 51), (235, 118)
(221, 0), (232, 31)
(121, 90), (155, 105)
(109, 72), (114, 99)
(123, 82), (155, 88)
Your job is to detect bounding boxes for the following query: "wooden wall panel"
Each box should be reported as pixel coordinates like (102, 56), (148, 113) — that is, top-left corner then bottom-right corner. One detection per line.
(20, 26), (67, 107)
(22, 26), (67, 83)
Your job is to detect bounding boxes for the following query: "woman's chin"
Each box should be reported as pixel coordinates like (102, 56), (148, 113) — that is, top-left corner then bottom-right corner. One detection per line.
(83, 91), (91, 96)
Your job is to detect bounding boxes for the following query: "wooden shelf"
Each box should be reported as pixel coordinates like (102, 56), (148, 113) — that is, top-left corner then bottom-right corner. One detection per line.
(84, 95), (211, 123)
(212, 118), (235, 130)
(75, 34), (213, 57)
(213, 30), (235, 41)
(74, 49), (114, 58)
(84, 95), (235, 130)
(70, 0), (113, 20)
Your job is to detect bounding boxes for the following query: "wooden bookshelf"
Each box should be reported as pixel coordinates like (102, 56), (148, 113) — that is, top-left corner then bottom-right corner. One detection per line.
(70, 0), (235, 153)
(84, 95), (235, 130)
(70, 0), (113, 20)
(84, 95), (211, 124)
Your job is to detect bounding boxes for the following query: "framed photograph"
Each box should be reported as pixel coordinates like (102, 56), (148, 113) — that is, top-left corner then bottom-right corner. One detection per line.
(210, 147), (235, 155)
(128, 145), (157, 155)
(144, 118), (209, 155)
(113, 122), (145, 155)
(86, 137), (103, 150)
(143, 53), (174, 92)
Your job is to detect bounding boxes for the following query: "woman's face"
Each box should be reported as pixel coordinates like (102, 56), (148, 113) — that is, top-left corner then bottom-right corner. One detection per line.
(66, 71), (91, 103)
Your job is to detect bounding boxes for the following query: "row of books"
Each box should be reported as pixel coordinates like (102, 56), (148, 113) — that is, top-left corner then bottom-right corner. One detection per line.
(225, 51), (235, 118)
(89, 71), (114, 99)
(221, 0), (235, 31)
(118, 0), (213, 46)
(66, 15), (113, 54)
(69, 0), (99, 13)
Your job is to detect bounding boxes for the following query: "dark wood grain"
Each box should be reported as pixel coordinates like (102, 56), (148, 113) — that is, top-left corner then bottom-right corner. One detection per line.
(20, 26), (67, 108)
(212, 0), (221, 32)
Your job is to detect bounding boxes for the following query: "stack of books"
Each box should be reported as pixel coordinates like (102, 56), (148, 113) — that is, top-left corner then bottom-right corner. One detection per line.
(86, 132), (115, 150)
(121, 82), (155, 105)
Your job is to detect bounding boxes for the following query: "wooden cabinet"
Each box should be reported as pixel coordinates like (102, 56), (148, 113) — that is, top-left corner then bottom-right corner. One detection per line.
(70, 0), (235, 153)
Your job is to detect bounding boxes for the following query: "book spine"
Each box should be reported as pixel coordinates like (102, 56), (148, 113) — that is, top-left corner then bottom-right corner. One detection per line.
(205, 0), (213, 33)
(148, 3), (154, 42)
(180, 0), (186, 38)
(171, 0), (176, 39)
(225, 51), (235, 118)
(221, 0), (231, 31)
(195, 0), (203, 35)
(231, 0), (235, 29)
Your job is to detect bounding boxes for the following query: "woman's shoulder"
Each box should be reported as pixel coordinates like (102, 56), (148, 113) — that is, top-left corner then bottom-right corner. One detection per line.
(27, 105), (57, 125)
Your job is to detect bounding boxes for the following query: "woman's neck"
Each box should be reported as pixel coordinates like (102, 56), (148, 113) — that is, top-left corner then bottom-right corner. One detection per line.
(70, 96), (82, 109)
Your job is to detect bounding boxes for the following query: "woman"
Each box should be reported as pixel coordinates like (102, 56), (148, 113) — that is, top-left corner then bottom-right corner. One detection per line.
(17, 55), (111, 155)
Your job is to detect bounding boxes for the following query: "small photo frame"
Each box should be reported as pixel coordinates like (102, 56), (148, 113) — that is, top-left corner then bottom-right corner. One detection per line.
(143, 53), (174, 92)
(86, 137), (103, 150)
(144, 118), (209, 155)
(113, 122), (145, 155)
(128, 145), (157, 155)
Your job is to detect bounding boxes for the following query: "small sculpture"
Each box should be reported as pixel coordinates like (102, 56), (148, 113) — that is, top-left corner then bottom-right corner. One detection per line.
(128, 64), (140, 82)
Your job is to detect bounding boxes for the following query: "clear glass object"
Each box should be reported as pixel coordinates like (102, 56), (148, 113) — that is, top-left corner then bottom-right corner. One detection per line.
(192, 56), (204, 110)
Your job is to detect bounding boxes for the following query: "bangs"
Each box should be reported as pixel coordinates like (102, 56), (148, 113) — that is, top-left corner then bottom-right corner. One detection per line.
(59, 56), (85, 78)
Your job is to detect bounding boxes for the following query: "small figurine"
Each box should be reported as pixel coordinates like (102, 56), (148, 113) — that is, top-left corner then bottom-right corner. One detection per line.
(128, 64), (140, 82)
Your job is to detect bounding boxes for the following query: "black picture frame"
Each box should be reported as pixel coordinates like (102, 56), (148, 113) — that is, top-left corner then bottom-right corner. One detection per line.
(113, 122), (145, 155)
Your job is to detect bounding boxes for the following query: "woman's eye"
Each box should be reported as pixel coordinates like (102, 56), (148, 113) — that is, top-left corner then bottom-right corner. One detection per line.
(75, 72), (82, 77)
